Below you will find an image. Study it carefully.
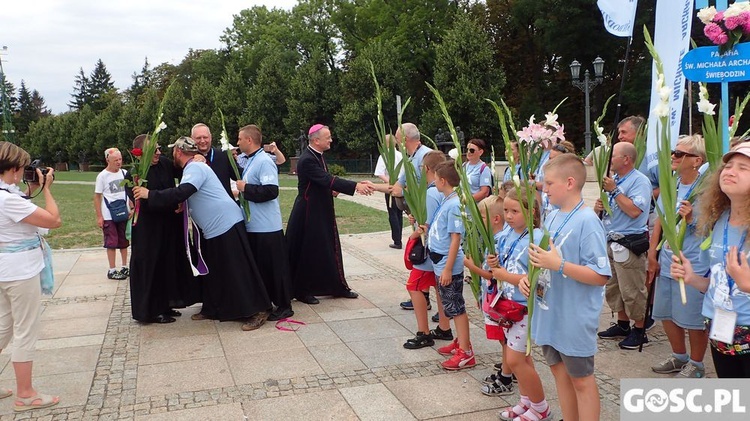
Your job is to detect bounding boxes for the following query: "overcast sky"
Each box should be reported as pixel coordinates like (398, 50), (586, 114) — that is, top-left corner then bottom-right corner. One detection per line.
(1, 0), (298, 114)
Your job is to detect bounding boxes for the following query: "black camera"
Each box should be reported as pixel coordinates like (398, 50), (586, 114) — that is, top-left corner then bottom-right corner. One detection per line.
(23, 159), (50, 183)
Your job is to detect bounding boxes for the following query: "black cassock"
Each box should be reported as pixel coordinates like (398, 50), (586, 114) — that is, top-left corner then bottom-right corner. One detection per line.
(126, 156), (199, 322)
(286, 146), (357, 298)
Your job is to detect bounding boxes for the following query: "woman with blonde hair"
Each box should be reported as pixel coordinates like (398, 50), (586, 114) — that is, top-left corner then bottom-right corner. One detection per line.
(0, 141), (61, 411)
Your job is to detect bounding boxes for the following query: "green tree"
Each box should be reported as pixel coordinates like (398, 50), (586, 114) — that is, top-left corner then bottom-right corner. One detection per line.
(215, 63), (246, 139)
(422, 12), (505, 146)
(68, 68), (90, 111)
(89, 59), (117, 113)
(183, 77), (218, 138)
(15, 80), (34, 136)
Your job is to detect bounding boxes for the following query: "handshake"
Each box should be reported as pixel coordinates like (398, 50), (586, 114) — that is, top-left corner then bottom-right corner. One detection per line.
(354, 180), (393, 196)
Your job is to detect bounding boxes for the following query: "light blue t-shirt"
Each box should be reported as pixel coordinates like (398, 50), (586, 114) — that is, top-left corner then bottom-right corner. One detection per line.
(700, 210), (750, 325)
(181, 162), (243, 239)
(398, 144), (432, 187)
(464, 161), (492, 196)
(603, 169), (651, 236)
(531, 206), (611, 357)
(481, 229), (510, 298)
(498, 227), (543, 306)
(413, 183), (442, 272)
(242, 150), (282, 233)
(639, 152), (660, 190)
(428, 193), (465, 276)
(534, 149), (551, 181)
(657, 180), (705, 277)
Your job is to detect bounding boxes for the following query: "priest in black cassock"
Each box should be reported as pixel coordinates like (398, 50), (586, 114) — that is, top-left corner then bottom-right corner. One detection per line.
(286, 124), (375, 305)
(126, 134), (200, 324)
(191, 123), (236, 199)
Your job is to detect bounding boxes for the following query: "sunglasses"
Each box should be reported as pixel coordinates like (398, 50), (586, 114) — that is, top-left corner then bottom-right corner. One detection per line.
(467, 148), (478, 153)
(671, 150), (697, 158)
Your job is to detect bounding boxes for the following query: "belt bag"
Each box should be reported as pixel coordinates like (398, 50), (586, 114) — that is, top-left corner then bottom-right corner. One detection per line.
(104, 198), (129, 223)
(429, 251), (445, 265)
(613, 232), (649, 256)
(483, 289), (527, 328)
(406, 236), (429, 266)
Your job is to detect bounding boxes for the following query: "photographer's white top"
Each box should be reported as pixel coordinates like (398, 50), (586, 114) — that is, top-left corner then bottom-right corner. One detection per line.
(0, 189), (45, 282)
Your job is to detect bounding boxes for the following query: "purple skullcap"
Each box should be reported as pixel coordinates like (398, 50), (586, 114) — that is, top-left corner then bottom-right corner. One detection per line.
(308, 124), (325, 135)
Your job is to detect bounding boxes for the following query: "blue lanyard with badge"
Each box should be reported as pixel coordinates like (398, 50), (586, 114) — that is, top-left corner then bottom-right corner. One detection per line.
(710, 215), (748, 344)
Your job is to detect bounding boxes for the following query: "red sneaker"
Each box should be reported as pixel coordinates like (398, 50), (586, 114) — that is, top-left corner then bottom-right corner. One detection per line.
(437, 338), (459, 356)
(441, 348), (476, 370)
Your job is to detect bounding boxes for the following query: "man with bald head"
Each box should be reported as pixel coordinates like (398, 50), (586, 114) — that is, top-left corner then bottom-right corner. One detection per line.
(391, 123), (432, 198)
(594, 141), (652, 349)
(191, 123), (236, 199)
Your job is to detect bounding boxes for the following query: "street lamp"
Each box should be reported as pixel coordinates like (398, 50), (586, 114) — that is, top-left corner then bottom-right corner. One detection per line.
(570, 56), (604, 153)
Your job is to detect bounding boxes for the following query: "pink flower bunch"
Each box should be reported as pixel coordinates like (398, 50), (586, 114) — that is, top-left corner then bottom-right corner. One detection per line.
(516, 115), (565, 148)
(699, 4), (750, 51)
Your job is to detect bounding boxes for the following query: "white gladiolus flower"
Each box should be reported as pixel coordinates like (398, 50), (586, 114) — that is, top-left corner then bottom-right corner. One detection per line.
(656, 74), (665, 89)
(512, 175), (521, 187)
(697, 6), (717, 23)
(219, 131), (231, 151)
(598, 133), (608, 146)
(448, 148), (459, 159)
(653, 102), (670, 118)
(153, 121), (167, 135)
(697, 98), (716, 115)
(699, 84), (709, 99)
(659, 86), (671, 102)
(544, 112), (558, 126)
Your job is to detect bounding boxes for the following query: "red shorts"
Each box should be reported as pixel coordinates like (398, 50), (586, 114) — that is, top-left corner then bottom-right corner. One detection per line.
(103, 220), (129, 249)
(406, 269), (436, 292)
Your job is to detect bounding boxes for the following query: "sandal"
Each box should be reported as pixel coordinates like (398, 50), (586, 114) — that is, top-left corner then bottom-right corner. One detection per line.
(499, 403), (528, 421)
(0, 388), (12, 399)
(14, 393), (59, 412)
(481, 380), (514, 397)
(514, 407), (553, 421)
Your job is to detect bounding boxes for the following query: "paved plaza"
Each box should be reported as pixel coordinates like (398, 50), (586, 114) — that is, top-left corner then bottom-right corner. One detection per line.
(0, 182), (715, 420)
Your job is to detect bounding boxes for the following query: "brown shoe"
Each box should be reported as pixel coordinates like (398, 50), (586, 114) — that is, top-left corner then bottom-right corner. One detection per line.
(241, 311), (269, 331)
(191, 313), (208, 321)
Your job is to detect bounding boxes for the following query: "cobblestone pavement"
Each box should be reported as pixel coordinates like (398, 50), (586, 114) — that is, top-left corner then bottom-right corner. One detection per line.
(0, 180), (715, 420)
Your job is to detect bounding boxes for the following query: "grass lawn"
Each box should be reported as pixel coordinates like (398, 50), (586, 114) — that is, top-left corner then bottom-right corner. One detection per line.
(35, 182), (392, 249)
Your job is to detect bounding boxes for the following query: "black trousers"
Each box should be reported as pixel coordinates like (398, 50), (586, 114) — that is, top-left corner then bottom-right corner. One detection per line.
(384, 194), (403, 245)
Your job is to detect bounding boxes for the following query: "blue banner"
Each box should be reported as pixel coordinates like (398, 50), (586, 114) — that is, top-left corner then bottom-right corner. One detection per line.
(683, 43), (750, 83)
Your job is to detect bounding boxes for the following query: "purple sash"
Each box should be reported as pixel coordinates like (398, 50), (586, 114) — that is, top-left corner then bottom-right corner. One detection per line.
(183, 200), (208, 276)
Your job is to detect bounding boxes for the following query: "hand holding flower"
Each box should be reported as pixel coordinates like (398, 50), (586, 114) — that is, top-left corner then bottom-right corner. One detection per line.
(133, 186), (150, 200)
(519, 276), (531, 298)
(529, 239), (562, 271)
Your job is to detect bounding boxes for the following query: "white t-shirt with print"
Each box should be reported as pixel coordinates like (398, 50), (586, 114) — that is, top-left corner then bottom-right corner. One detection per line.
(95, 169), (128, 220)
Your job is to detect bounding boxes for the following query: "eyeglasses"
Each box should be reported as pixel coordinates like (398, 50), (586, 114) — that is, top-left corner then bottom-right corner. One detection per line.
(467, 148), (478, 153)
(552, 144), (568, 153)
(671, 150), (697, 158)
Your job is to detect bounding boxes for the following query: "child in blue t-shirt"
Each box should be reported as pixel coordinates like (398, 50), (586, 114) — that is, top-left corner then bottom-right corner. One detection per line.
(426, 161), (470, 370)
(671, 144), (750, 378)
(402, 151), (453, 349)
(521, 154), (611, 421)
(487, 186), (551, 420)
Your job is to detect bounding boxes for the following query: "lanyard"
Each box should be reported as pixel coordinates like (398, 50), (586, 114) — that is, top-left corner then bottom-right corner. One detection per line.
(502, 229), (528, 267)
(723, 214), (748, 293)
(206, 148), (214, 166)
(548, 200), (584, 242)
(675, 175), (700, 211)
(241, 150), (262, 179)
(433, 191), (458, 221)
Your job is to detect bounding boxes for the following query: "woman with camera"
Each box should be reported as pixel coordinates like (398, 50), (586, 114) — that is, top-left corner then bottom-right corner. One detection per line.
(0, 142), (61, 412)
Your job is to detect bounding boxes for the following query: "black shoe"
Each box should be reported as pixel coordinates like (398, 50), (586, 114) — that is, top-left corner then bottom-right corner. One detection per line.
(484, 365), (518, 384)
(168, 309), (182, 317)
(431, 311), (451, 323)
(389, 243), (403, 249)
(644, 316), (656, 331)
(107, 270), (126, 280)
(150, 314), (176, 324)
(429, 326), (453, 341)
(403, 332), (435, 349)
(120, 267), (130, 277)
(619, 329), (649, 350)
(297, 295), (320, 305)
(339, 290), (359, 299)
(267, 307), (294, 321)
(598, 322), (630, 339)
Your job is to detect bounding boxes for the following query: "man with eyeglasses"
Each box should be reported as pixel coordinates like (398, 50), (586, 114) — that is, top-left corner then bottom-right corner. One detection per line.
(593, 142), (652, 349)
(191, 123), (236, 199)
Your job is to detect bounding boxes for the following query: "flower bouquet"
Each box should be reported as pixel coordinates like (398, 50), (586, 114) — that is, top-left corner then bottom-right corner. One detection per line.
(217, 109), (251, 222)
(122, 84), (172, 226)
(370, 61), (403, 185)
(592, 94), (616, 216)
(488, 97), (566, 354)
(426, 83), (495, 305)
(698, 2), (750, 55)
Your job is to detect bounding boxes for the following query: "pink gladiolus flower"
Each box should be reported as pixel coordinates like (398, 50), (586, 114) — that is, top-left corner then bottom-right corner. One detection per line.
(713, 11), (724, 22)
(743, 12), (750, 34)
